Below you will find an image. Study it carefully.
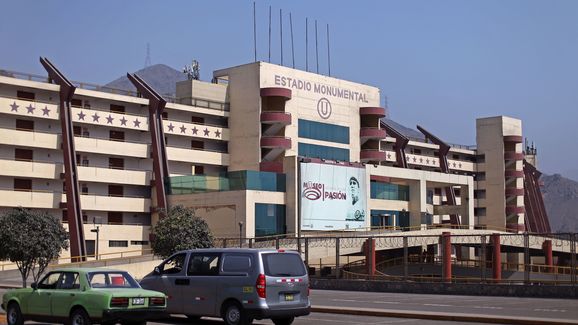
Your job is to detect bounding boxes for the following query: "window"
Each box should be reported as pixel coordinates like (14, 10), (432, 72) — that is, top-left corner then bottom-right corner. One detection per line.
(476, 172), (486, 181)
(88, 272), (138, 288)
(474, 189), (486, 199)
(474, 208), (487, 217)
(15, 148), (33, 162)
(110, 104), (125, 113)
(109, 157), (124, 170)
(81, 156), (89, 167)
(370, 181), (409, 201)
(57, 272), (80, 290)
(262, 253), (306, 276)
(16, 119), (34, 131)
(107, 212), (123, 224)
(187, 253), (220, 276)
(62, 210), (68, 222)
(14, 178), (32, 191)
(38, 272), (62, 289)
(161, 112), (168, 120)
(454, 188), (461, 197)
(191, 116), (204, 124)
(255, 203), (286, 237)
(17, 90), (35, 101)
(108, 185), (123, 197)
(453, 154), (460, 160)
(71, 98), (82, 107)
(81, 184), (88, 194)
(413, 149), (422, 154)
(222, 255), (253, 273)
(160, 253), (187, 275)
(298, 143), (349, 161)
(73, 126), (81, 136)
(191, 140), (204, 149)
(108, 240), (128, 247)
(82, 128), (90, 137)
(194, 166), (204, 175)
(86, 240), (95, 256)
(109, 130), (125, 142)
(298, 119), (349, 144)
(130, 240), (149, 245)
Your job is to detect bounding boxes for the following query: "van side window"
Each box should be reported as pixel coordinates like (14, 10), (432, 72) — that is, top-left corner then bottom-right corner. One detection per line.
(222, 255), (252, 273)
(160, 253), (187, 275)
(187, 253), (220, 276)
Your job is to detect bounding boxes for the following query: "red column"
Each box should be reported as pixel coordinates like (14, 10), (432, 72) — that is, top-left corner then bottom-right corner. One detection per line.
(543, 240), (553, 272)
(442, 232), (452, 283)
(492, 233), (502, 281)
(364, 238), (376, 276)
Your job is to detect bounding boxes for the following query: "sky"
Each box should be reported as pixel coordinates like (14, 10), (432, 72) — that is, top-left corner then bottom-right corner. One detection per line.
(1, 0), (577, 180)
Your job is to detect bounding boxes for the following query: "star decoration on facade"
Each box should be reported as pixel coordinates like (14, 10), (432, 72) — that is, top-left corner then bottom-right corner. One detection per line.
(10, 102), (18, 112)
(77, 111), (86, 120)
(452, 162), (457, 167)
(120, 116), (127, 126)
(433, 159), (436, 165)
(459, 163), (462, 168)
(179, 125), (186, 133)
(426, 159), (430, 164)
(215, 130), (221, 138)
(133, 118), (141, 128)
(26, 104), (35, 114)
(406, 155), (409, 161)
(419, 158), (423, 163)
(92, 113), (100, 122)
(387, 153), (391, 159)
(412, 157), (417, 162)
(106, 114), (114, 124)
(192, 127), (198, 135)
(167, 123), (175, 132)
(203, 128), (210, 136)
(42, 106), (50, 116)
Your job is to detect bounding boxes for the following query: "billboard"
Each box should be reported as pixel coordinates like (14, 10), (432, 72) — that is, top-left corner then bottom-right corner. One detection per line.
(300, 162), (367, 231)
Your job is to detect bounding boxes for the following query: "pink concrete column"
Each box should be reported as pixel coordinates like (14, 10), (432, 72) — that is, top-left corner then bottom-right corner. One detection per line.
(364, 238), (376, 276)
(492, 233), (502, 281)
(442, 232), (452, 283)
(543, 240), (553, 272)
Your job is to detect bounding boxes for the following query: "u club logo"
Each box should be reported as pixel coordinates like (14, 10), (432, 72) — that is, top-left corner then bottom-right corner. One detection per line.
(317, 97), (332, 119)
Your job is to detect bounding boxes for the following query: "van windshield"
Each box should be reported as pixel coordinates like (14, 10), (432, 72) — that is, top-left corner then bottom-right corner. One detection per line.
(262, 253), (306, 277)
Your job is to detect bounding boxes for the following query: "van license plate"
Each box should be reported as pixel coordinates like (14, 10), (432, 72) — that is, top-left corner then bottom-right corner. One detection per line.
(285, 294), (294, 301)
(132, 298), (145, 305)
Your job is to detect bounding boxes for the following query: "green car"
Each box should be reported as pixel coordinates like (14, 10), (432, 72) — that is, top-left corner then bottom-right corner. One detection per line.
(1, 268), (167, 325)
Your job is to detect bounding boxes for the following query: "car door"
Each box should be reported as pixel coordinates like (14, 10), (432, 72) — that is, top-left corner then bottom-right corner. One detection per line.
(182, 252), (221, 317)
(50, 272), (80, 318)
(157, 252), (188, 313)
(26, 272), (61, 317)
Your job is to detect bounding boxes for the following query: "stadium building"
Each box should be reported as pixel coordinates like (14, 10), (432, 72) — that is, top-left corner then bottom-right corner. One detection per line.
(0, 59), (549, 259)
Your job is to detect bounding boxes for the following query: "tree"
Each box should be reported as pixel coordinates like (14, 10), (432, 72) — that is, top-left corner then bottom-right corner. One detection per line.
(0, 207), (69, 287)
(151, 205), (214, 259)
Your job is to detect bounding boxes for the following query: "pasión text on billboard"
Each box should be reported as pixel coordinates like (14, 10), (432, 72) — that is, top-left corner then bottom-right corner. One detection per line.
(274, 74), (368, 103)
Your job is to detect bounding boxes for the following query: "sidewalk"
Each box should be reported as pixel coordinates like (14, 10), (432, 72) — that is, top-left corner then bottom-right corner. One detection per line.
(312, 305), (578, 325)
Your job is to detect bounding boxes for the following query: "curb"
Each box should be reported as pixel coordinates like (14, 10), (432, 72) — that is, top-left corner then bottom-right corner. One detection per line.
(311, 305), (578, 325)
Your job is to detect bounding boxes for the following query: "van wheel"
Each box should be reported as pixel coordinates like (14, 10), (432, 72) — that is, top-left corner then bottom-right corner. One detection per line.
(6, 302), (23, 325)
(272, 317), (295, 325)
(221, 301), (253, 325)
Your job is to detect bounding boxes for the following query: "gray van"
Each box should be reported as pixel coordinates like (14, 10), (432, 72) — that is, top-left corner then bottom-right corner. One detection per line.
(140, 248), (310, 325)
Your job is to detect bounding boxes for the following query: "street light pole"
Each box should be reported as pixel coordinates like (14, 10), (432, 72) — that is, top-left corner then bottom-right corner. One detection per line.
(238, 221), (244, 248)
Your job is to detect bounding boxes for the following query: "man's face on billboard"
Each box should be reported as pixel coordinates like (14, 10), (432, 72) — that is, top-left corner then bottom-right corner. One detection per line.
(349, 178), (359, 198)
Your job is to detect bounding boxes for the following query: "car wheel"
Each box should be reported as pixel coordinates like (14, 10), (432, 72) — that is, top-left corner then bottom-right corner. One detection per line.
(69, 308), (92, 325)
(6, 302), (23, 325)
(272, 317), (295, 325)
(221, 301), (252, 325)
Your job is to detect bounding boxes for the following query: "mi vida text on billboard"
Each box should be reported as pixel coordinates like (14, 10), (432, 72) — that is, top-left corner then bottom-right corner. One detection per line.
(274, 75), (369, 103)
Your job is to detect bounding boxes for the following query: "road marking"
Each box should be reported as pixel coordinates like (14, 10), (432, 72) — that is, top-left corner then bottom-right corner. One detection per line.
(423, 303), (452, 307)
(331, 299), (359, 302)
(534, 308), (567, 312)
(373, 301), (401, 304)
(473, 306), (503, 310)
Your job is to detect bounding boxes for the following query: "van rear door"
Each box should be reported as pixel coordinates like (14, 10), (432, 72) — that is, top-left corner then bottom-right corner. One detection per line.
(261, 252), (308, 309)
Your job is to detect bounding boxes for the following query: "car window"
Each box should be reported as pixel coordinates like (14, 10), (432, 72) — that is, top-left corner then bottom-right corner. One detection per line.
(38, 272), (62, 289)
(57, 272), (80, 290)
(160, 253), (187, 275)
(88, 272), (140, 288)
(222, 254), (252, 273)
(187, 253), (220, 276)
(262, 253), (306, 276)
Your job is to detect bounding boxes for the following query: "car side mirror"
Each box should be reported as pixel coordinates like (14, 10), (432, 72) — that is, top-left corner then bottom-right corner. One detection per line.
(154, 266), (161, 275)
(31, 283), (38, 290)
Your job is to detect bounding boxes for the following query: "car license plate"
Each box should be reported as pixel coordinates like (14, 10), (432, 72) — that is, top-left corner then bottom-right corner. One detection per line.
(285, 294), (294, 301)
(132, 297), (145, 305)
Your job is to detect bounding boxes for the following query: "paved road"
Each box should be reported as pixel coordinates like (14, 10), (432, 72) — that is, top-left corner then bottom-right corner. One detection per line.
(310, 289), (578, 321)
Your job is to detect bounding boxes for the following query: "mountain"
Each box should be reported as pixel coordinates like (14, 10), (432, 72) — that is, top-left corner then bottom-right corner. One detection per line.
(541, 174), (578, 233)
(105, 64), (186, 97)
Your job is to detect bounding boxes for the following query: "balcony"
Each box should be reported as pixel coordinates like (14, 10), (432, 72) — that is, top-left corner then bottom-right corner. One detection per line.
(163, 119), (229, 141)
(0, 128), (59, 149)
(0, 189), (61, 209)
(359, 107), (386, 117)
(71, 106), (148, 132)
(260, 87), (292, 100)
(505, 187), (525, 196)
(259, 161), (284, 173)
(0, 97), (59, 121)
(360, 149), (386, 162)
(75, 136), (149, 158)
(261, 112), (292, 136)
(261, 136), (292, 162)
(78, 166), (151, 186)
(360, 127), (386, 145)
(0, 159), (59, 179)
(504, 152), (524, 161)
(76, 194), (151, 213)
(503, 135), (523, 143)
(505, 170), (524, 178)
(506, 205), (525, 215)
(166, 146), (230, 166)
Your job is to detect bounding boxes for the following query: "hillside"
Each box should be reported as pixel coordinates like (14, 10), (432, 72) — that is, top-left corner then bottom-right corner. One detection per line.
(542, 174), (578, 233)
(105, 64), (186, 97)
